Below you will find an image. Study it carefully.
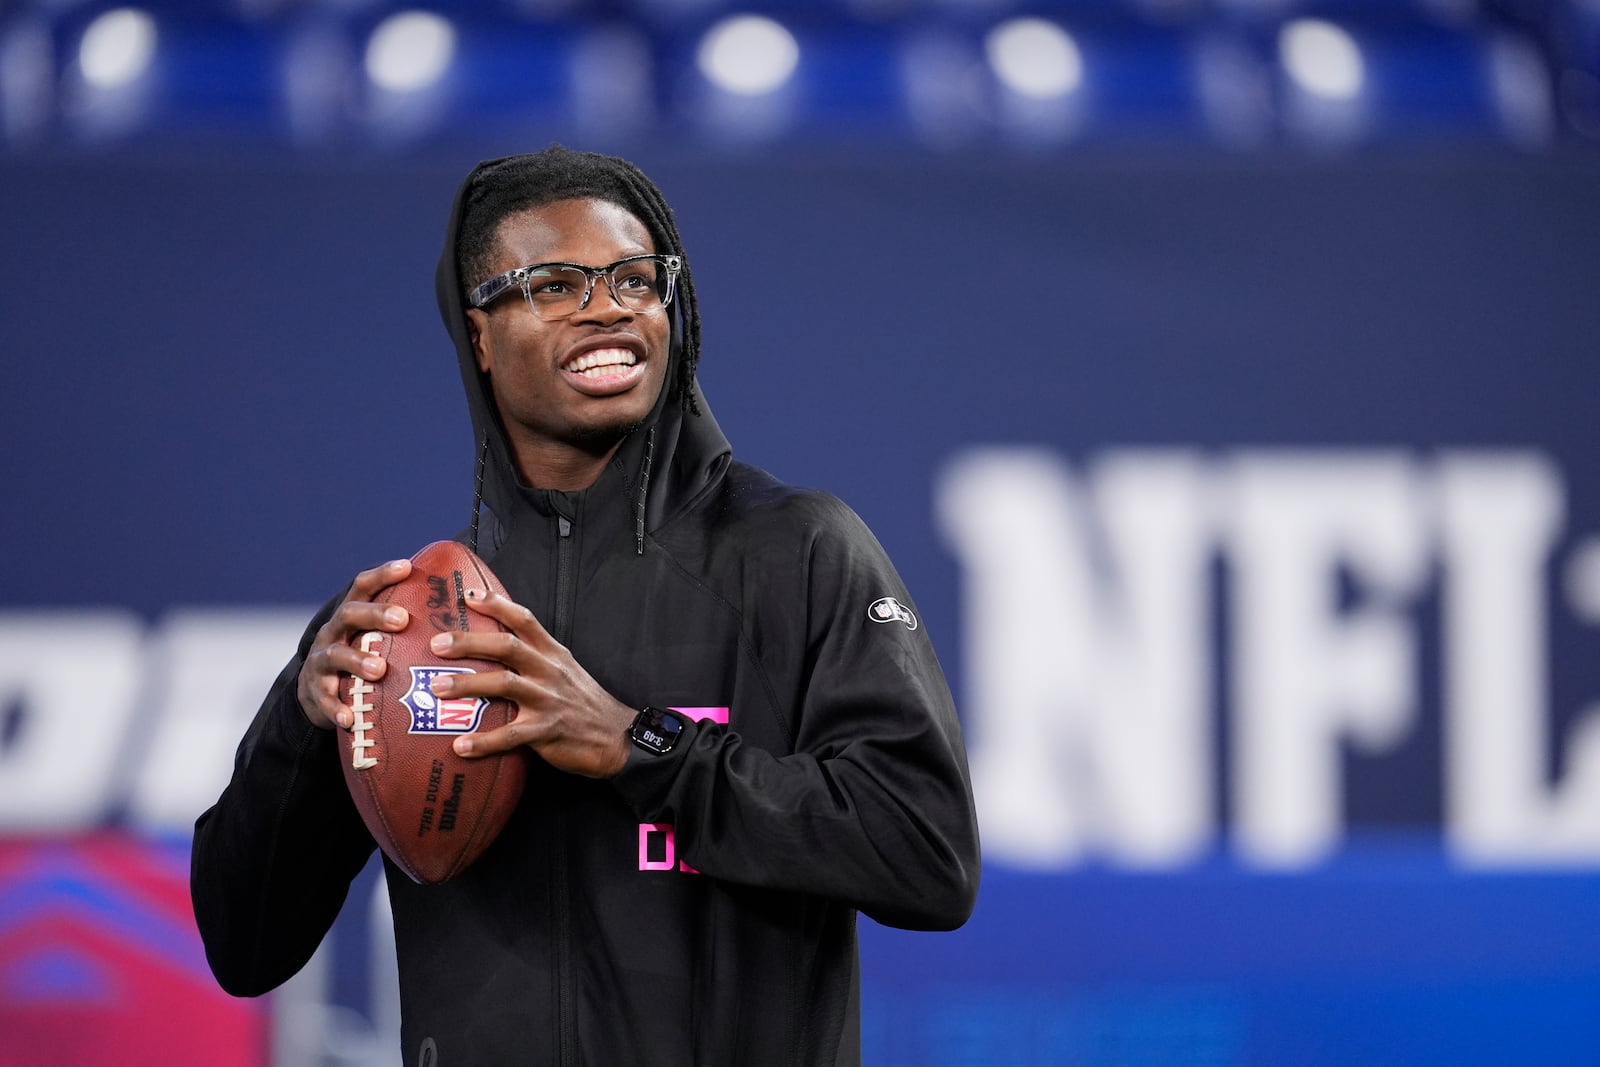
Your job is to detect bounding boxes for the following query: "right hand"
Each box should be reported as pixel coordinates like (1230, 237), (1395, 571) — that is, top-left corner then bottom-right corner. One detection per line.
(297, 558), (413, 730)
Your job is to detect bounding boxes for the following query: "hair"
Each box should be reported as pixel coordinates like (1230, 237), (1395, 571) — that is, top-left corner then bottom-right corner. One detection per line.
(456, 146), (702, 415)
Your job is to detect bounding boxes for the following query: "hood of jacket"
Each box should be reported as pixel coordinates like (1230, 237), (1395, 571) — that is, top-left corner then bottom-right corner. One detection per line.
(433, 156), (732, 555)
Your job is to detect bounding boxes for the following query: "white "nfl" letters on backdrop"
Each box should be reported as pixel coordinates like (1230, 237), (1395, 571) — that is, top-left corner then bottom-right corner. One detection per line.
(938, 448), (1600, 870)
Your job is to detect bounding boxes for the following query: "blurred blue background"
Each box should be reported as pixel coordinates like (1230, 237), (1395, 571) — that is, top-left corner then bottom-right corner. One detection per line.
(2, 1), (1600, 1064)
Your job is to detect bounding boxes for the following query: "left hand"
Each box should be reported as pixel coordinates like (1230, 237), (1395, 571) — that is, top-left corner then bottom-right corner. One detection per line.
(427, 589), (635, 778)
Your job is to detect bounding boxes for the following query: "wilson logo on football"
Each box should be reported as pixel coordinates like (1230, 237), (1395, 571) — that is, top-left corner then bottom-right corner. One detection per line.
(403, 667), (487, 734)
(867, 596), (917, 631)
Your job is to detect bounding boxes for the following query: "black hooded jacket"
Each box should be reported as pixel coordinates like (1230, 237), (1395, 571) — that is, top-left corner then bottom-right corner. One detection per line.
(191, 160), (980, 1066)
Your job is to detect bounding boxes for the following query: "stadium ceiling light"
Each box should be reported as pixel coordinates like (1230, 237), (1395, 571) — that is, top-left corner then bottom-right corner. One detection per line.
(697, 15), (800, 96)
(79, 8), (157, 90)
(1488, 34), (1553, 146)
(1280, 19), (1364, 101)
(985, 18), (1083, 99)
(366, 11), (456, 93)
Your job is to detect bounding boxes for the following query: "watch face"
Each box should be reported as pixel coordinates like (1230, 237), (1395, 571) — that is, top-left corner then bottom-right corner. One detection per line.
(632, 707), (684, 754)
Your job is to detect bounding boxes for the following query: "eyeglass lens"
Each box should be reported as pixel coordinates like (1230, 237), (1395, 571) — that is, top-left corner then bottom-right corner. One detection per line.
(524, 259), (673, 320)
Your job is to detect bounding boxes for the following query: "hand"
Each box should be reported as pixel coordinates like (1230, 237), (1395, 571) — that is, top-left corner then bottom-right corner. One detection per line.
(426, 590), (635, 779)
(296, 558), (413, 730)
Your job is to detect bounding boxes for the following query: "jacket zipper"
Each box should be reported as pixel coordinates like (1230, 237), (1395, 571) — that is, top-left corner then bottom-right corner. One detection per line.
(554, 514), (575, 640)
(553, 511), (577, 1067)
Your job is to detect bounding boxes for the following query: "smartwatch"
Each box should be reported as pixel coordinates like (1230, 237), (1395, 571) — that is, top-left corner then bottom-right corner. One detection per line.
(629, 706), (688, 756)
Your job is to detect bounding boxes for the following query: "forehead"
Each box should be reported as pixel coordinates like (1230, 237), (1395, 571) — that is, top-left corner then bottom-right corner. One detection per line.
(492, 197), (655, 268)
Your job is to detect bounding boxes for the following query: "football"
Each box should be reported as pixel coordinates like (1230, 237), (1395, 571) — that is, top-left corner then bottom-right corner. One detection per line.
(339, 540), (527, 884)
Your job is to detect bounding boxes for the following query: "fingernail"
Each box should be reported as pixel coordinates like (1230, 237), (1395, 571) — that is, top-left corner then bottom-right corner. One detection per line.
(363, 657), (384, 675)
(337, 710), (352, 729)
(385, 607), (406, 626)
(453, 738), (472, 756)
(390, 559), (409, 569)
(430, 633), (451, 653)
(431, 675), (453, 694)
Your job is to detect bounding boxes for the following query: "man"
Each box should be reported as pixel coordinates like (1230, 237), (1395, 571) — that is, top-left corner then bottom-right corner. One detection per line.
(191, 146), (979, 1066)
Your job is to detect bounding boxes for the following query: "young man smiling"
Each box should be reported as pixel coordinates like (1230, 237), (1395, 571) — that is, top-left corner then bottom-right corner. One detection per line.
(192, 147), (980, 1066)
(464, 196), (673, 495)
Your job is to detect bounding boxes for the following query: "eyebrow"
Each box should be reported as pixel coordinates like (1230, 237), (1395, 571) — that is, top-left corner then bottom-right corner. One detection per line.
(504, 242), (654, 266)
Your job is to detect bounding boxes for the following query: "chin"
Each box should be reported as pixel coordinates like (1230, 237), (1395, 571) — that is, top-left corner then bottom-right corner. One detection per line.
(566, 412), (651, 451)
(571, 379), (666, 444)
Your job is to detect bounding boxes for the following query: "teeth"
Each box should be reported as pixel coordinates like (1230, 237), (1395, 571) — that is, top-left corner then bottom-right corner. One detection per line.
(567, 348), (638, 374)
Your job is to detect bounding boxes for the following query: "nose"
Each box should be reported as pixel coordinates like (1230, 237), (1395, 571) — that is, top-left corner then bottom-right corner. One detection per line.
(573, 274), (632, 322)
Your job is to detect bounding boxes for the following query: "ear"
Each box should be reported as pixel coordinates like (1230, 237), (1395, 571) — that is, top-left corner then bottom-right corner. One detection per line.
(465, 308), (493, 374)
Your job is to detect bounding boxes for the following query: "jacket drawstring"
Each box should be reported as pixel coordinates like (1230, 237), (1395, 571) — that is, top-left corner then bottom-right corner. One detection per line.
(635, 427), (655, 556)
(469, 436), (489, 555)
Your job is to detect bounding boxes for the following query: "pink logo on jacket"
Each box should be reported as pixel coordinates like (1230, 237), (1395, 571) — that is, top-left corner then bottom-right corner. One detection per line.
(638, 707), (728, 873)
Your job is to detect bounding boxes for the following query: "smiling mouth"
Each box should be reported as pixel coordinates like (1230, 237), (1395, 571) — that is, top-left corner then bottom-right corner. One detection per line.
(564, 347), (639, 380)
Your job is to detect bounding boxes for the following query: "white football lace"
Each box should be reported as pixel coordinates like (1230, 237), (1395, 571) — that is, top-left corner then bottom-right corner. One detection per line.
(348, 631), (382, 770)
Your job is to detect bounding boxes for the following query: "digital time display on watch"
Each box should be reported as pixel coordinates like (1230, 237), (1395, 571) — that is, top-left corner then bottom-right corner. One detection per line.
(629, 706), (686, 755)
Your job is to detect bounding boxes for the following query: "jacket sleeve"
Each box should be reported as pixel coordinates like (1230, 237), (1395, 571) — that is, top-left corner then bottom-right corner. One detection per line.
(190, 596), (377, 997)
(612, 495), (981, 931)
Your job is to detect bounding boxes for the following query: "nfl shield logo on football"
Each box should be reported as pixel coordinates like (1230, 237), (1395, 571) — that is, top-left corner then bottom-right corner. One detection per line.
(403, 666), (487, 734)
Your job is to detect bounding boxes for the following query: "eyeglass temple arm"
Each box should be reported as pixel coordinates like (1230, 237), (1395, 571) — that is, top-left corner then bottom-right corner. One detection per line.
(468, 269), (522, 309)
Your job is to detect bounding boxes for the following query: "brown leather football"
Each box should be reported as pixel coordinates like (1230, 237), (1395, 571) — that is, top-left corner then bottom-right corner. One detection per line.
(339, 540), (527, 884)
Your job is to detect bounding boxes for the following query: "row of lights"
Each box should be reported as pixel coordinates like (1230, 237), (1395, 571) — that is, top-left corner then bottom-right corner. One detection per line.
(23, 4), (1556, 152)
(74, 7), (1377, 104)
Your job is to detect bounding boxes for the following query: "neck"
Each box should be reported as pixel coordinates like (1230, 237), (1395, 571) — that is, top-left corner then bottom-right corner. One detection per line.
(510, 436), (624, 492)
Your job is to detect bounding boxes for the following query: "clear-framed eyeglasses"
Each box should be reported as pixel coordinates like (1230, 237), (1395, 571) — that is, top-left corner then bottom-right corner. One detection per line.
(468, 254), (682, 321)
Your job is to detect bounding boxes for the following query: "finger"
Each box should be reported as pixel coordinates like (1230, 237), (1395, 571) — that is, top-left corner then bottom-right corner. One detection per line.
(429, 666), (531, 706)
(331, 599), (410, 638)
(430, 672), (552, 756)
(321, 689), (354, 731)
(310, 640), (391, 683)
(349, 558), (412, 600)
(298, 665), (352, 730)
(464, 590), (555, 646)
(311, 591), (409, 653)
(427, 627), (532, 669)
(454, 714), (550, 759)
(302, 642), (391, 730)
(296, 682), (344, 731)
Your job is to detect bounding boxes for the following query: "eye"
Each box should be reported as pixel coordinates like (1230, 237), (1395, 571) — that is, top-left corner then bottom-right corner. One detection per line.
(613, 264), (656, 291)
(527, 266), (584, 299)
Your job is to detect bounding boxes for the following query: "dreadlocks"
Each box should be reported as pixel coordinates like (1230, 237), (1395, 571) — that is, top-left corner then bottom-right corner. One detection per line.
(457, 146), (703, 416)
